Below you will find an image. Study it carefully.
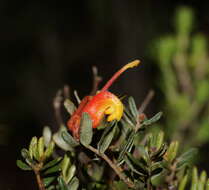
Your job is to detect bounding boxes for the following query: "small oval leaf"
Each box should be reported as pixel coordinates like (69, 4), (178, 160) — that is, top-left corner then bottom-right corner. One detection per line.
(43, 126), (52, 147)
(29, 137), (38, 159)
(178, 173), (188, 190)
(42, 157), (62, 171)
(58, 177), (68, 190)
(44, 164), (61, 175)
(80, 113), (93, 147)
(124, 156), (146, 177)
(98, 122), (117, 153)
(64, 99), (77, 115)
(62, 131), (79, 148)
(16, 160), (32, 171)
(151, 168), (163, 176)
(44, 141), (55, 159)
(43, 176), (56, 187)
(38, 137), (45, 160)
(68, 177), (79, 190)
(21, 148), (30, 159)
(128, 96), (138, 118)
(142, 112), (163, 126)
(53, 126), (74, 151)
(118, 131), (135, 163)
(177, 148), (198, 169)
(66, 165), (76, 184)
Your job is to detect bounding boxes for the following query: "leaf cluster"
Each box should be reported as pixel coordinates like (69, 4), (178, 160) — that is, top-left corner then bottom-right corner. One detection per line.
(17, 94), (201, 190)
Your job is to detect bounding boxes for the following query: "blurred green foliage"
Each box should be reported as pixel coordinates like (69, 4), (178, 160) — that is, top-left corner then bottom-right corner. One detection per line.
(152, 6), (209, 147)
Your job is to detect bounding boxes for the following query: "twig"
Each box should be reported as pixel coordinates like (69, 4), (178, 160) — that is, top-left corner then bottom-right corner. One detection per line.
(53, 89), (64, 126)
(135, 90), (155, 132)
(138, 90), (155, 114)
(90, 66), (102, 95)
(86, 145), (135, 189)
(74, 90), (81, 104)
(166, 161), (177, 188)
(34, 169), (45, 190)
(63, 85), (70, 99)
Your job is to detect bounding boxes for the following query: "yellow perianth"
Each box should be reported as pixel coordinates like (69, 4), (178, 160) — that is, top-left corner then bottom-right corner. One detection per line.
(104, 97), (124, 122)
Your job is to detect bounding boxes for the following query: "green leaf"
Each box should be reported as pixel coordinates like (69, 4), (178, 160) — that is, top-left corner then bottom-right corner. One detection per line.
(16, 160), (32, 171)
(196, 80), (209, 104)
(38, 137), (45, 159)
(47, 185), (56, 190)
(177, 148), (198, 169)
(191, 167), (198, 190)
(175, 6), (194, 35)
(137, 145), (149, 162)
(148, 131), (164, 152)
(87, 163), (104, 181)
(125, 153), (148, 176)
(198, 171), (207, 190)
(58, 177), (68, 190)
(21, 148), (30, 159)
(142, 112), (163, 126)
(44, 164), (61, 175)
(68, 177), (79, 190)
(151, 168), (163, 176)
(120, 120), (132, 138)
(112, 181), (129, 190)
(151, 171), (166, 187)
(206, 178), (209, 190)
(178, 173), (188, 190)
(123, 108), (137, 126)
(42, 157), (62, 171)
(44, 141), (55, 159)
(124, 156), (146, 177)
(80, 113), (93, 147)
(66, 165), (76, 184)
(44, 176), (56, 187)
(29, 137), (38, 159)
(164, 141), (179, 162)
(128, 96), (138, 118)
(98, 122), (117, 153)
(196, 118), (209, 144)
(43, 126), (52, 147)
(151, 161), (163, 171)
(64, 99), (77, 115)
(53, 126), (74, 151)
(62, 131), (79, 148)
(155, 131), (164, 151)
(151, 143), (167, 162)
(118, 131), (135, 164)
(21, 148), (35, 165)
(61, 154), (71, 179)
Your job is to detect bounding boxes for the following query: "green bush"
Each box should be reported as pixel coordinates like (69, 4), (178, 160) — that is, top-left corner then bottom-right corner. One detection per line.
(152, 6), (209, 147)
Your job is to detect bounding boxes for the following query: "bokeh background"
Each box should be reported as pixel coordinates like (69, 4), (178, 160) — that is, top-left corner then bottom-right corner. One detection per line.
(0, 0), (209, 189)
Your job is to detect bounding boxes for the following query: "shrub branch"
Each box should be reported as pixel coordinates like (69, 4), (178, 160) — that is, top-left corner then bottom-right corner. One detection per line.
(86, 145), (135, 189)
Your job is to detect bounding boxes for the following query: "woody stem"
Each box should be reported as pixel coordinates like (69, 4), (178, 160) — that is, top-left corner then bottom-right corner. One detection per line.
(34, 169), (45, 190)
(86, 145), (135, 189)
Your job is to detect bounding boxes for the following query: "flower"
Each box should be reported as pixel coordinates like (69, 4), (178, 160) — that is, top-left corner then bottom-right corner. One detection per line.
(67, 60), (140, 140)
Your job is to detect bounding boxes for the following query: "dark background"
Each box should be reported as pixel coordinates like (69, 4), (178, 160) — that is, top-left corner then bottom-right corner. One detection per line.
(0, 0), (208, 189)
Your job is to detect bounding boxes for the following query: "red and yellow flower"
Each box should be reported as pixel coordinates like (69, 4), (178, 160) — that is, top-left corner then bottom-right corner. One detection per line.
(67, 60), (140, 140)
